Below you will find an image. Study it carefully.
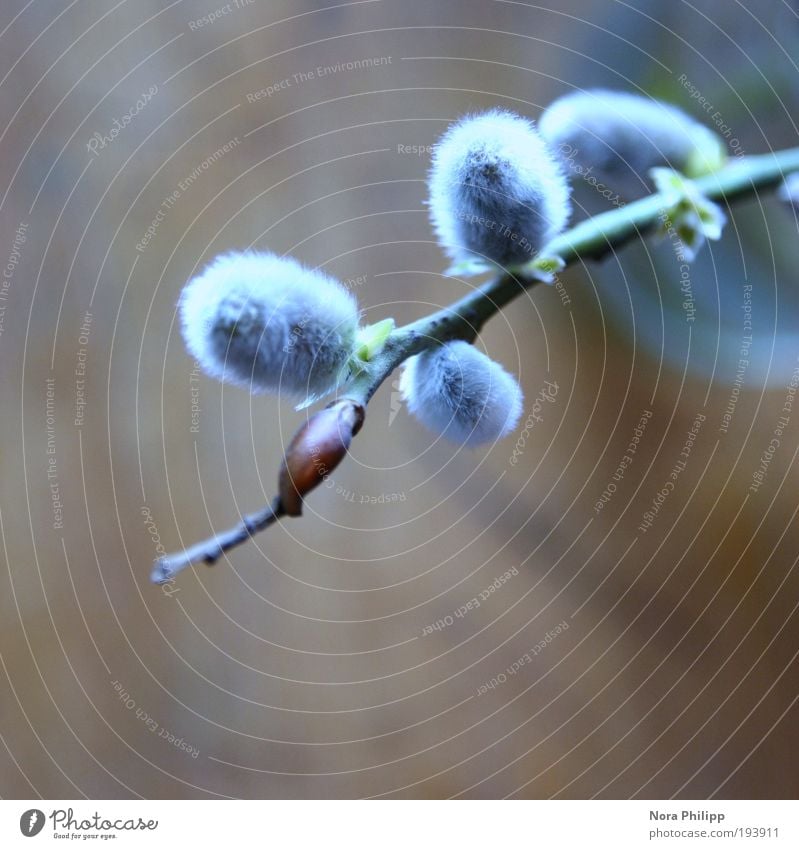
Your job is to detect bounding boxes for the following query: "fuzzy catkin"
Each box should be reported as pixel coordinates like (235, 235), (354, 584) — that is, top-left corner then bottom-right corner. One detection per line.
(778, 172), (799, 211)
(428, 109), (571, 268)
(179, 251), (359, 399)
(400, 340), (523, 447)
(539, 88), (726, 195)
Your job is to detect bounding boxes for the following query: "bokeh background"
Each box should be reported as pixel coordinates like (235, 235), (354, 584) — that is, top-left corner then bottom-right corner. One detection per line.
(1, 0), (799, 799)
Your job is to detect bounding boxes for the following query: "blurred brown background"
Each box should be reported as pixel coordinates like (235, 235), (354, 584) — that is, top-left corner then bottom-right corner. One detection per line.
(1, 0), (798, 799)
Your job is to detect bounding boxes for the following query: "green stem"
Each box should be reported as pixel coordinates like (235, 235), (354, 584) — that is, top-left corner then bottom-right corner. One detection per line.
(153, 146), (799, 581)
(349, 146), (799, 405)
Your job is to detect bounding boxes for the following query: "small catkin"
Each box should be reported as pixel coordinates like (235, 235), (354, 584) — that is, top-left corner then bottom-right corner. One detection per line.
(778, 172), (799, 211)
(400, 340), (523, 447)
(179, 251), (359, 399)
(539, 88), (727, 195)
(428, 109), (571, 268)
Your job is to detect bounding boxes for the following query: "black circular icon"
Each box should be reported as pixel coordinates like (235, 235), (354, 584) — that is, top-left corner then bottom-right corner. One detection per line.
(19, 810), (45, 837)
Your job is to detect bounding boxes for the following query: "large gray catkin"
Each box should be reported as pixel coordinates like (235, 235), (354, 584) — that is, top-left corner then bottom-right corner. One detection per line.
(428, 109), (571, 268)
(179, 251), (359, 399)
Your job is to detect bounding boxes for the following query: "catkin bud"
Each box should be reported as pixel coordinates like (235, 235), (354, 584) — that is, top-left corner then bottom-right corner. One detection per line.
(278, 399), (365, 516)
(428, 109), (571, 268)
(400, 341), (523, 447)
(539, 88), (727, 195)
(179, 251), (359, 399)
(778, 172), (799, 211)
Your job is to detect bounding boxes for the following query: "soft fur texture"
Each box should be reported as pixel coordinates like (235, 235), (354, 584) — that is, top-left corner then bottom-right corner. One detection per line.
(539, 88), (726, 196)
(179, 251), (359, 399)
(778, 172), (799, 210)
(400, 340), (523, 447)
(428, 109), (571, 267)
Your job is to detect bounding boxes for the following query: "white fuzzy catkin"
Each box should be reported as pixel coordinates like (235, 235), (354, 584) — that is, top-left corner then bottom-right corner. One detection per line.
(400, 340), (523, 447)
(428, 109), (571, 268)
(179, 251), (359, 398)
(778, 172), (799, 211)
(539, 89), (726, 195)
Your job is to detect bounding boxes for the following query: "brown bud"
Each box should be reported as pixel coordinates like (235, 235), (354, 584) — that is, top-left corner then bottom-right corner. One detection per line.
(278, 399), (365, 516)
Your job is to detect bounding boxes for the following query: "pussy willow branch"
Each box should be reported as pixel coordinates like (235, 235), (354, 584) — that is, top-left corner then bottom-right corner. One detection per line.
(151, 146), (799, 584)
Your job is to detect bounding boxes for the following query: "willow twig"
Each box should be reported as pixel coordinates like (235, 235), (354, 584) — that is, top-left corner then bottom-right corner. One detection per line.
(152, 147), (799, 583)
(151, 497), (284, 583)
